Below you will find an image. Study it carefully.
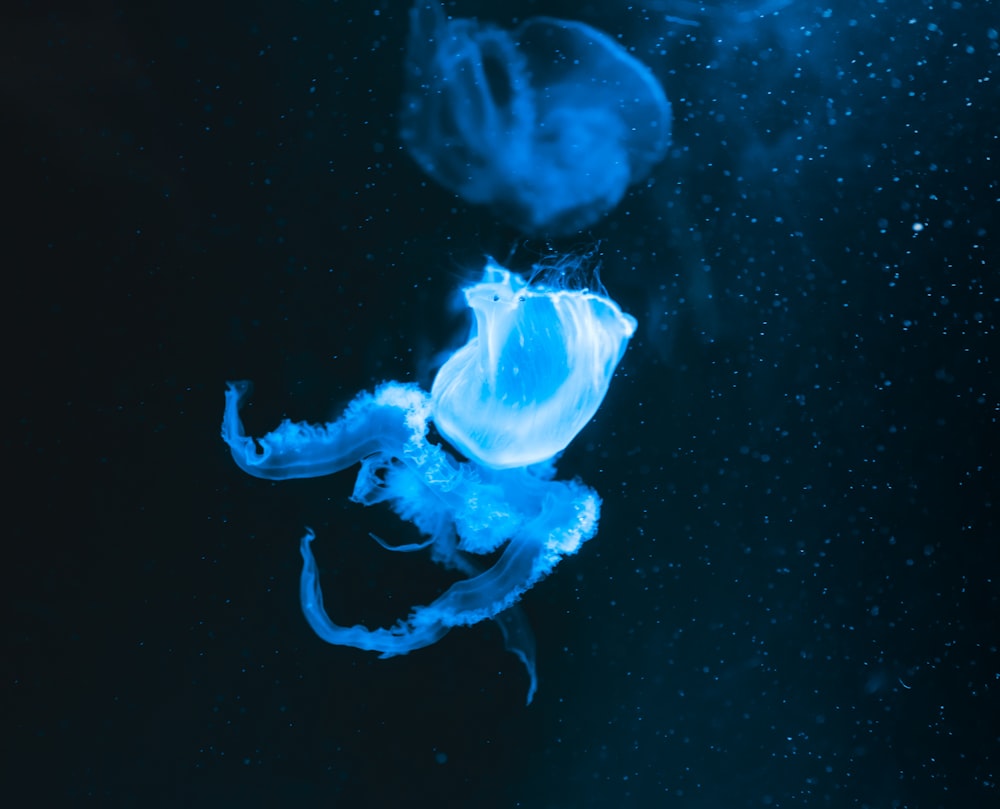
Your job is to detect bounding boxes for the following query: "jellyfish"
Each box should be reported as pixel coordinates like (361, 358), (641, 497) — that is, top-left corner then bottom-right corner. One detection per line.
(399, 2), (671, 235)
(222, 260), (637, 703)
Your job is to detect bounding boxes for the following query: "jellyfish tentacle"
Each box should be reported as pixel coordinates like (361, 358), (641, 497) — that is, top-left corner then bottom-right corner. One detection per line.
(492, 604), (538, 705)
(435, 532), (539, 704)
(299, 529), (451, 654)
(368, 532), (435, 553)
(222, 381), (430, 480)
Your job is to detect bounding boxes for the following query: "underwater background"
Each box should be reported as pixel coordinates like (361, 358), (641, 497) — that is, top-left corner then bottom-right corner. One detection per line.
(6, 0), (997, 806)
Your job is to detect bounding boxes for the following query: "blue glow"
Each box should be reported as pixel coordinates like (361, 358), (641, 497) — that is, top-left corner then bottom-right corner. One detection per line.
(222, 261), (636, 703)
(400, 2), (671, 235)
(432, 261), (637, 469)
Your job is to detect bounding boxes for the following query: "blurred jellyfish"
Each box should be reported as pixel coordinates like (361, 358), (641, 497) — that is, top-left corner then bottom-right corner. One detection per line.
(400, 2), (671, 235)
(222, 260), (637, 703)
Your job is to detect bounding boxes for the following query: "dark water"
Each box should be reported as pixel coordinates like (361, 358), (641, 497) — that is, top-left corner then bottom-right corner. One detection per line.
(6, 0), (996, 806)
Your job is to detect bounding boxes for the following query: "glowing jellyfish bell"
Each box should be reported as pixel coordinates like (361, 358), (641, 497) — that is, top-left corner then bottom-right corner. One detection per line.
(400, 2), (671, 235)
(431, 261), (638, 469)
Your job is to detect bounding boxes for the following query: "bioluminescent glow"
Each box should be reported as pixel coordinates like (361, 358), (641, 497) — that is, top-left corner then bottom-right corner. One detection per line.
(400, 2), (671, 235)
(222, 261), (636, 703)
(432, 261), (637, 469)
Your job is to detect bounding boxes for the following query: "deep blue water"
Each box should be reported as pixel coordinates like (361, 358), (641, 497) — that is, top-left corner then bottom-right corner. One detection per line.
(6, 0), (997, 806)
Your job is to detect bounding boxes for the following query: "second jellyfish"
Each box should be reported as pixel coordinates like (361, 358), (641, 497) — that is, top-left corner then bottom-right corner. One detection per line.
(400, 2), (671, 235)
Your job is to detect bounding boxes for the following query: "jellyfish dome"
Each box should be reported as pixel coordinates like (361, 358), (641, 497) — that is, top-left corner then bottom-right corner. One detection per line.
(400, 2), (671, 234)
(432, 261), (638, 469)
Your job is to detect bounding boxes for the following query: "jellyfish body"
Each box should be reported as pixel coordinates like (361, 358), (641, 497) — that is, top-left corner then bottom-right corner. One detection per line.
(221, 262), (636, 703)
(432, 262), (638, 469)
(400, 2), (671, 235)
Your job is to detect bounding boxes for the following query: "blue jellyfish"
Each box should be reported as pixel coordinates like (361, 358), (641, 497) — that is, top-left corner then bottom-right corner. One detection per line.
(222, 260), (637, 703)
(400, 2), (671, 235)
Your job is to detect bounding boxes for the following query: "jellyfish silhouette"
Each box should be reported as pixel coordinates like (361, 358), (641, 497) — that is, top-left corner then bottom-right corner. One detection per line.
(222, 260), (636, 703)
(400, 2), (671, 235)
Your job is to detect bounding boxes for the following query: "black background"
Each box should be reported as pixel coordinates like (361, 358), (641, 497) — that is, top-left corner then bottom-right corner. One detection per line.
(6, 0), (997, 806)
